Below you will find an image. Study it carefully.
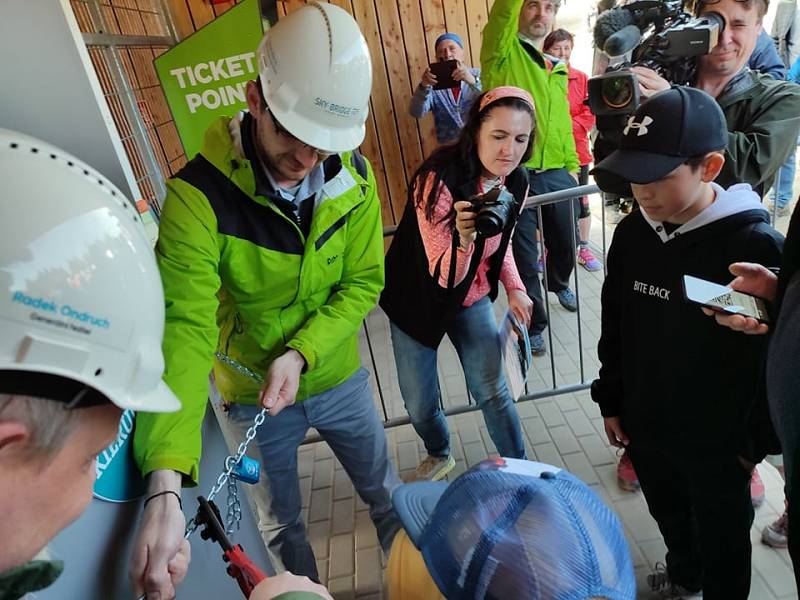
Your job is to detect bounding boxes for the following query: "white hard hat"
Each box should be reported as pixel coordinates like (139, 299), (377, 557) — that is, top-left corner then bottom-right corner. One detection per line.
(0, 129), (180, 413)
(257, 1), (372, 153)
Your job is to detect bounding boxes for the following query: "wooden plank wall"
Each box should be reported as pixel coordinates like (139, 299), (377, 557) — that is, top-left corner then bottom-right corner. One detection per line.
(71, 0), (500, 225)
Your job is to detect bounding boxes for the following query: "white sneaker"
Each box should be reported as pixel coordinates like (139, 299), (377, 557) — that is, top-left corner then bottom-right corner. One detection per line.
(406, 455), (455, 482)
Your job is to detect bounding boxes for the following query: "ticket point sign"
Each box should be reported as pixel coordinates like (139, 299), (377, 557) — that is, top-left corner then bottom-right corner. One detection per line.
(154, 0), (267, 159)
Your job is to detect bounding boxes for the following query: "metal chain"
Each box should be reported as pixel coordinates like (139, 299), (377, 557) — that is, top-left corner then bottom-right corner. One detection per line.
(215, 352), (265, 384)
(184, 353), (267, 538)
(226, 473), (241, 535)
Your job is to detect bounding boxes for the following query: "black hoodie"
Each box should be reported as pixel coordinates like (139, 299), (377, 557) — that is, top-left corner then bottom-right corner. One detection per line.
(591, 183), (784, 461)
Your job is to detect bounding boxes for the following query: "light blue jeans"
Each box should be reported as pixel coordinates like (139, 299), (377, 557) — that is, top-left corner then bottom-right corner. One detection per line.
(221, 368), (401, 581)
(390, 296), (527, 460)
(771, 138), (799, 208)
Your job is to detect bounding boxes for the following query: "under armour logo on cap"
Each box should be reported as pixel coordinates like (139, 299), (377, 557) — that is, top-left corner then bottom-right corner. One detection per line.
(623, 115), (653, 137)
(590, 86), (728, 195)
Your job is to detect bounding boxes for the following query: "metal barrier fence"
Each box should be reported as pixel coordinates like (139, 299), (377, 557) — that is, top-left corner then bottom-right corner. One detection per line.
(305, 182), (605, 442)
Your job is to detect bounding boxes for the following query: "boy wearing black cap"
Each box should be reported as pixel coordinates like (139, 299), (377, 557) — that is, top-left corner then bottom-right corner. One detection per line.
(591, 86), (783, 599)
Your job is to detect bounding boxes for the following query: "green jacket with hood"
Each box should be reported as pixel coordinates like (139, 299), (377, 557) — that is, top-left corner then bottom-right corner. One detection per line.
(715, 68), (800, 197)
(133, 114), (385, 484)
(480, 0), (579, 173)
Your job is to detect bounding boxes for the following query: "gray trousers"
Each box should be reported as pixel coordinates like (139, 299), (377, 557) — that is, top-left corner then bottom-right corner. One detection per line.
(217, 368), (401, 581)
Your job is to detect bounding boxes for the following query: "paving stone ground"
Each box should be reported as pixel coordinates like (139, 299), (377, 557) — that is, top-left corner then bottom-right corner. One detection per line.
(247, 203), (798, 599)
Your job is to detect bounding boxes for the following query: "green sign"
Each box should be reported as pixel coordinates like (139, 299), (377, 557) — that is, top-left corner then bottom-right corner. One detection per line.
(154, 0), (267, 159)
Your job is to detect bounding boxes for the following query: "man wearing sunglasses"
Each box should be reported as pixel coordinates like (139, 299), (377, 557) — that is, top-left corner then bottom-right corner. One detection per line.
(630, 0), (800, 198)
(129, 4), (402, 598)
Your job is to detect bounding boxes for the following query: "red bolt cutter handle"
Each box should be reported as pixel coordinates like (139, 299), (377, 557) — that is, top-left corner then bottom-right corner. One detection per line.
(196, 496), (268, 598)
(224, 544), (267, 597)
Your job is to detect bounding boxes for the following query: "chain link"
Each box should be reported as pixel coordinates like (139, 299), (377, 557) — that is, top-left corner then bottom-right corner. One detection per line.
(215, 351), (265, 384)
(226, 476), (240, 535)
(184, 353), (267, 538)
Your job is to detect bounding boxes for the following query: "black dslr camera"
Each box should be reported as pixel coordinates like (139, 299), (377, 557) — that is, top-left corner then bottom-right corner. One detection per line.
(469, 187), (515, 238)
(589, 0), (723, 116)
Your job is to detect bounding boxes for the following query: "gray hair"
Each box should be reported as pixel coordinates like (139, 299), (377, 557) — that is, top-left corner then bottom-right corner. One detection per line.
(0, 394), (81, 457)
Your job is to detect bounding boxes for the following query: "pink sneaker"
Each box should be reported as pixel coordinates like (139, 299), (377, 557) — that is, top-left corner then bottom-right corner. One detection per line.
(617, 449), (640, 492)
(577, 246), (602, 271)
(750, 469), (765, 508)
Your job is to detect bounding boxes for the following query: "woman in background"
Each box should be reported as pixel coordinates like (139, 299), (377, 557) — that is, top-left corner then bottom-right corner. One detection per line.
(544, 28), (602, 272)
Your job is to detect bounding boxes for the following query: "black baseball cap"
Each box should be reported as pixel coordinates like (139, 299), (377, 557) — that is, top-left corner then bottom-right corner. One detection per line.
(591, 86), (728, 196)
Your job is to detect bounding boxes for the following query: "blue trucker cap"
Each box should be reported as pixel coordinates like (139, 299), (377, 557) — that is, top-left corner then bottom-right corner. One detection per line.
(392, 458), (636, 600)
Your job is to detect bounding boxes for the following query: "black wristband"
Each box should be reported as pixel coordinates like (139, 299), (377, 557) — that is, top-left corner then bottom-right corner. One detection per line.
(143, 490), (182, 510)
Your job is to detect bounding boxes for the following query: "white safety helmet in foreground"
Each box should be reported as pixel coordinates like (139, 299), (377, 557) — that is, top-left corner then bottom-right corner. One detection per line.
(0, 129), (180, 413)
(257, 1), (373, 153)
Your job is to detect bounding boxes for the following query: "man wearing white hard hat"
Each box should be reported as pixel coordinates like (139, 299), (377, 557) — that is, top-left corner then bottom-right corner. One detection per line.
(130, 3), (401, 597)
(0, 129), (182, 597)
(0, 131), (332, 600)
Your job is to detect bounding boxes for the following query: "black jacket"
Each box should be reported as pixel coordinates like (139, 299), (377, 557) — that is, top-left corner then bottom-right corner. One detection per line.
(767, 205), (800, 480)
(592, 188), (784, 461)
(776, 201), (800, 315)
(380, 167), (527, 348)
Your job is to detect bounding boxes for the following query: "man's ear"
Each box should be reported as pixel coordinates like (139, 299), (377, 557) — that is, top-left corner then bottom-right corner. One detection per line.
(701, 152), (725, 182)
(245, 80), (263, 115)
(0, 421), (31, 457)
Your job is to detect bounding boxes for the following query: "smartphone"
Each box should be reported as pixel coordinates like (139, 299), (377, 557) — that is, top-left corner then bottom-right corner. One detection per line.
(682, 274), (770, 323)
(429, 59), (459, 90)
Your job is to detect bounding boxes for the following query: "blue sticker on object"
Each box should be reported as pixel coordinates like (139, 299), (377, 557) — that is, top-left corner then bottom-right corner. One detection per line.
(93, 409), (146, 503)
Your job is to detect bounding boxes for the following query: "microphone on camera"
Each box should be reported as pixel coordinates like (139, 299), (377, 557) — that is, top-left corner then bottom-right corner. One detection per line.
(593, 7), (636, 49)
(605, 24), (643, 56)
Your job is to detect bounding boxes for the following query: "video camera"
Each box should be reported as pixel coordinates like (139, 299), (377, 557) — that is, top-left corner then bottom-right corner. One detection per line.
(589, 0), (723, 116)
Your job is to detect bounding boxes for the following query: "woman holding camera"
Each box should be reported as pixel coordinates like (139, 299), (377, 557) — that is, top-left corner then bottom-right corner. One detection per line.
(380, 87), (535, 482)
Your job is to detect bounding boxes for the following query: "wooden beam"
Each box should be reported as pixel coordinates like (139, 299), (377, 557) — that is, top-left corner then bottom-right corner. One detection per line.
(166, 0), (195, 40)
(396, 0), (433, 160)
(351, 0), (409, 224)
(442, 0), (470, 62)
(185, 0), (216, 29)
(374, 0), (423, 187)
(464, 0), (489, 69)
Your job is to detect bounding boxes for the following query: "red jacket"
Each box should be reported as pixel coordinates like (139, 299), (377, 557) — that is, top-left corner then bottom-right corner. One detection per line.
(568, 66), (595, 166)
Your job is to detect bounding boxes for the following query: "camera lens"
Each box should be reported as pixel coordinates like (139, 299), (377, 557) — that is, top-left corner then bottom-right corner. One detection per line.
(476, 212), (504, 237)
(601, 76), (634, 110)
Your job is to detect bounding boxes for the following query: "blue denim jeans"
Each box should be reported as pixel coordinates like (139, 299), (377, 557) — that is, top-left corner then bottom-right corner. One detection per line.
(390, 296), (527, 460)
(219, 368), (401, 581)
(771, 140), (798, 208)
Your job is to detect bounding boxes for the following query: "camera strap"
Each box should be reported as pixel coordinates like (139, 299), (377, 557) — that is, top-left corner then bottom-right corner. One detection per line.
(448, 231), (458, 290)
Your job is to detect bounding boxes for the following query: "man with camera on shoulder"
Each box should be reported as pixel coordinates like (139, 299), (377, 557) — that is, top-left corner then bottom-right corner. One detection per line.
(631, 0), (800, 198)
